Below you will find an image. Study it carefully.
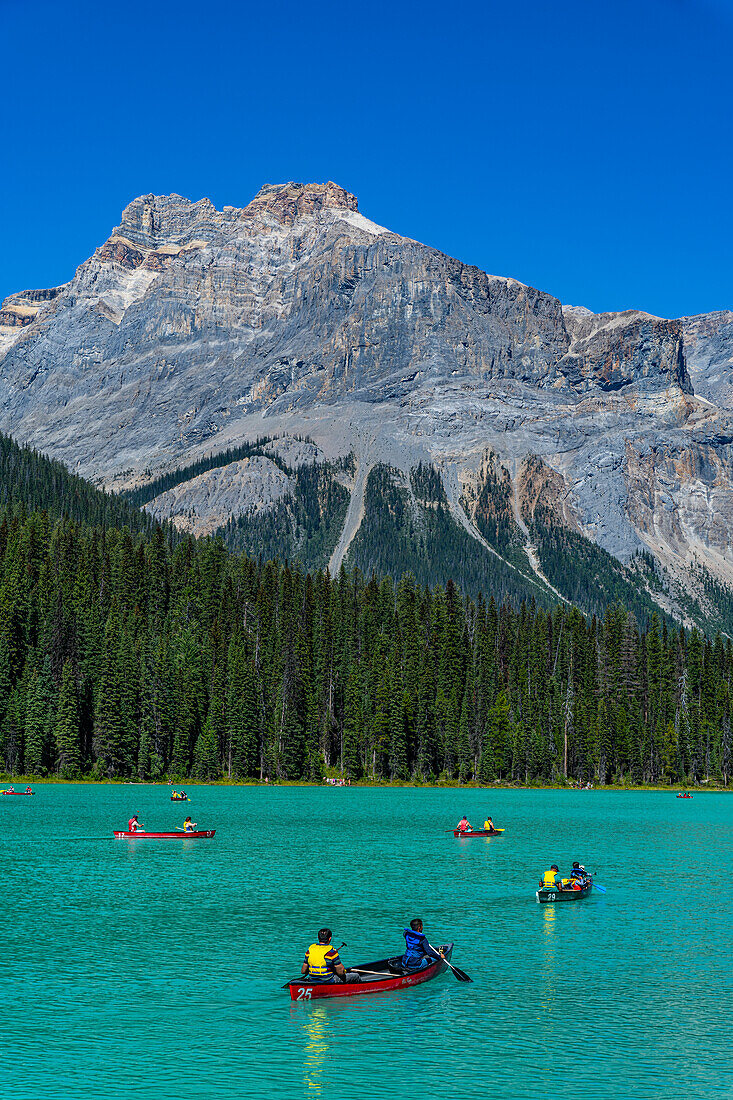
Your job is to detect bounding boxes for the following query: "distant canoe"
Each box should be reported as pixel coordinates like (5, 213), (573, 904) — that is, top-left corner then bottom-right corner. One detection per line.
(1, 791), (34, 796)
(113, 830), (215, 839)
(170, 797), (190, 801)
(537, 876), (593, 903)
(676, 794), (693, 799)
(285, 944), (453, 1000)
(452, 828), (504, 837)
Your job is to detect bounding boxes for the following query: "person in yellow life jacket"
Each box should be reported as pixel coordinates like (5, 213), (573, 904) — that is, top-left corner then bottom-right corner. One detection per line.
(540, 865), (561, 888)
(183, 816), (197, 832)
(484, 817), (495, 832)
(302, 928), (348, 984)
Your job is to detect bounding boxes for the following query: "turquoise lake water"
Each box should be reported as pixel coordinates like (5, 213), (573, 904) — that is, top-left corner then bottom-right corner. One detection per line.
(1, 784), (730, 1099)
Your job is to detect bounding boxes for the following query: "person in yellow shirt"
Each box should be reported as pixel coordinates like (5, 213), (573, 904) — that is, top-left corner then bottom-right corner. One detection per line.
(302, 928), (348, 984)
(183, 816), (197, 832)
(541, 865), (560, 888)
(484, 816), (495, 832)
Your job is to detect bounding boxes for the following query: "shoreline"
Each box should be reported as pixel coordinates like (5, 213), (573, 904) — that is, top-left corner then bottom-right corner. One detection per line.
(1, 777), (729, 793)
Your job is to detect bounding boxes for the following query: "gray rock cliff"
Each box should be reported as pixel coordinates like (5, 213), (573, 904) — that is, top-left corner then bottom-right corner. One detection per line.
(1, 181), (732, 618)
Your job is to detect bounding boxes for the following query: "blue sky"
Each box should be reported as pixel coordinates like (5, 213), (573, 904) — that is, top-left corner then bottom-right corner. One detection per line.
(2, 0), (731, 317)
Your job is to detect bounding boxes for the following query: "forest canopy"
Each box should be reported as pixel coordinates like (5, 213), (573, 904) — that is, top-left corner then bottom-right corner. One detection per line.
(0, 504), (730, 786)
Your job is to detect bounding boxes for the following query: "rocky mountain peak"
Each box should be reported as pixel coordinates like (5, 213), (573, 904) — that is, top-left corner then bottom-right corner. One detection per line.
(242, 181), (359, 226)
(1, 182), (733, 630)
(115, 193), (219, 249)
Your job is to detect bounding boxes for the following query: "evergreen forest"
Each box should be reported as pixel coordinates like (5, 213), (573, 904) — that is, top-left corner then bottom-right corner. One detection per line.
(1, 499), (732, 786)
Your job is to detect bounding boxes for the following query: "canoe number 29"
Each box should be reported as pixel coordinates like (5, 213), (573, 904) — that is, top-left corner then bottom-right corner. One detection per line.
(296, 988), (312, 1000)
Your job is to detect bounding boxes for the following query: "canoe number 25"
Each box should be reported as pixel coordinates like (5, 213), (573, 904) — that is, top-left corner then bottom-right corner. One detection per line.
(296, 988), (312, 1000)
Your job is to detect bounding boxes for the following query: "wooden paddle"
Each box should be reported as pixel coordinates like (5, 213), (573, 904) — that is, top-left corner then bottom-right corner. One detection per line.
(427, 942), (472, 983)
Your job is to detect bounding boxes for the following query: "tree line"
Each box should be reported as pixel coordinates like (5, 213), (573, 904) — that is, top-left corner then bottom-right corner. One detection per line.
(1, 504), (731, 785)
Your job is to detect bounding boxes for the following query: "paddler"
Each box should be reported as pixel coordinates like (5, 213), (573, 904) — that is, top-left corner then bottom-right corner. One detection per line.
(127, 813), (145, 833)
(25, 786), (32, 794)
(483, 816), (495, 832)
(301, 928), (349, 984)
(172, 790), (178, 799)
(457, 815), (471, 833)
(401, 918), (444, 972)
(569, 862), (587, 889)
(183, 816), (197, 832)
(540, 865), (561, 888)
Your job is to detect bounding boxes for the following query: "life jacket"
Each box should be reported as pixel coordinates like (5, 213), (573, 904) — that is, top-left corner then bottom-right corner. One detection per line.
(184, 822), (194, 832)
(306, 943), (337, 978)
(403, 928), (428, 961)
(458, 819), (470, 831)
(484, 821), (493, 831)
(128, 819), (137, 832)
(542, 870), (558, 887)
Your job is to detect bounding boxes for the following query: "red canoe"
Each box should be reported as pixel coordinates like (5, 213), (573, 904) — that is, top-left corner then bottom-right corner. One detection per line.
(285, 944), (453, 1000)
(113, 830), (215, 839)
(452, 828), (503, 837)
(170, 797), (190, 802)
(1, 791), (34, 796)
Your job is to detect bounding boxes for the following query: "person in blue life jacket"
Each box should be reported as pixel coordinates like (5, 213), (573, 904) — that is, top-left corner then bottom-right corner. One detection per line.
(569, 862), (587, 885)
(401, 919), (444, 972)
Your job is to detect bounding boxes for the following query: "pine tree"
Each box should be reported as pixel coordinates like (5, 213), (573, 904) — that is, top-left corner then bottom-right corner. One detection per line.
(24, 658), (56, 775)
(226, 647), (260, 779)
(192, 716), (221, 780)
(55, 660), (81, 778)
(342, 665), (362, 780)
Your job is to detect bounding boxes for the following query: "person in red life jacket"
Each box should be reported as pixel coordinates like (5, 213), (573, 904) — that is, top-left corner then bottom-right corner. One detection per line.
(25, 786), (32, 794)
(127, 814), (145, 833)
(302, 928), (348, 984)
(401, 919), (444, 972)
(456, 816), (472, 833)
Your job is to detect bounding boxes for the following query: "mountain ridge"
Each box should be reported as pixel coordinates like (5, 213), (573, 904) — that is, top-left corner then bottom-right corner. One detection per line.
(1, 181), (732, 629)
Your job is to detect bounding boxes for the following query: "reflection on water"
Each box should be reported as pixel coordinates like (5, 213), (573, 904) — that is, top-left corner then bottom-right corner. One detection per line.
(302, 1005), (330, 1096)
(539, 904), (557, 1016)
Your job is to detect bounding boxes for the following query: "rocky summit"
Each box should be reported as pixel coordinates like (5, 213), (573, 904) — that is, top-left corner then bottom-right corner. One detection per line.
(1, 181), (732, 628)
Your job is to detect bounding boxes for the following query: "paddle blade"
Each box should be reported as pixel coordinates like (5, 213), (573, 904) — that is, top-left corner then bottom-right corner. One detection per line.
(449, 964), (473, 983)
(593, 883), (607, 893)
